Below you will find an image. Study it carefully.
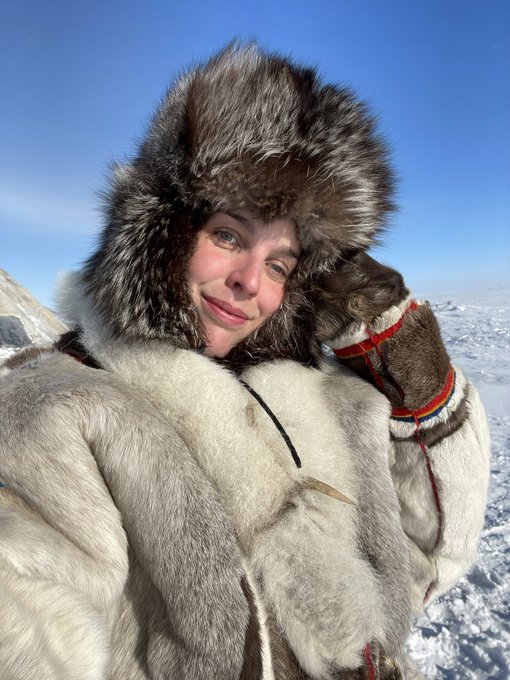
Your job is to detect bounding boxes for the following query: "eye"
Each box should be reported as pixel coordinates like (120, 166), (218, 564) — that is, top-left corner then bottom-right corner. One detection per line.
(212, 229), (239, 247)
(267, 262), (289, 282)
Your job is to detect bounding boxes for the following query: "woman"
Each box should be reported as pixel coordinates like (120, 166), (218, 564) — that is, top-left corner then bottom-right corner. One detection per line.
(0, 44), (489, 679)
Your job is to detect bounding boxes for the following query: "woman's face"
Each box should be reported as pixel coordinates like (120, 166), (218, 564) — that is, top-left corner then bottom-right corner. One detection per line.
(187, 211), (301, 357)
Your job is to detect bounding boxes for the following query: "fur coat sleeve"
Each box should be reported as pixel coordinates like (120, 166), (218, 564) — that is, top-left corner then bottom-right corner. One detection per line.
(389, 366), (490, 611)
(327, 295), (491, 613)
(0, 352), (254, 680)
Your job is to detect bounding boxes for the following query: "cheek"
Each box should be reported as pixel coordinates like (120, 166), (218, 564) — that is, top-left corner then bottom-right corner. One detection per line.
(259, 284), (285, 319)
(187, 242), (225, 288)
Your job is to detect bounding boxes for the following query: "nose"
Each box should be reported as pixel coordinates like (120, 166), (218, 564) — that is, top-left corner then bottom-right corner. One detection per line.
(226, 255), (262, 297)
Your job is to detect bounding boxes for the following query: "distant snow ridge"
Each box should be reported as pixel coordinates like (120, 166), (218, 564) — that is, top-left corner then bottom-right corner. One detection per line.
(0, 268), (66, 361)
(408, 288), (510, 680)
(430, 300), (466, 313)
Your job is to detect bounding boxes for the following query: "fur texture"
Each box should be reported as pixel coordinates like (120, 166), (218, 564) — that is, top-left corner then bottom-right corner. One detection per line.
(389, 370), (490, 611)
(308, 252), (408, 344)
(365, 301), (451, 409)
(72, 281), (412, 675)
(81, 43), (394, 363)
(322, 293), (491, 613)
(0, 278), (489, 677)
(1, 284), (414, 678)
(0, 350), (254, 679)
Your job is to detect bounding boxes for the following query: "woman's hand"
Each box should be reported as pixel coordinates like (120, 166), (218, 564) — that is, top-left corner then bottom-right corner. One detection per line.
(310, 251), (408, 344)
(311, 253), (451, 413)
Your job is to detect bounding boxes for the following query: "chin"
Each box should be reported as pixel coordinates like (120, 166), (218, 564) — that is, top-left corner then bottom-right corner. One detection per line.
(204, 333), (237, 358)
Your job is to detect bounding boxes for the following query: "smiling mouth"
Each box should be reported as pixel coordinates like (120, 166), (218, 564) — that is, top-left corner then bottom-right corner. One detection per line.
(202, 296), (250, 326)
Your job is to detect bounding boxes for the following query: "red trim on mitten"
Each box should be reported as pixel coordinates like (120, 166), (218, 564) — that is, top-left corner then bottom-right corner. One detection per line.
(333, 301), (418, 359)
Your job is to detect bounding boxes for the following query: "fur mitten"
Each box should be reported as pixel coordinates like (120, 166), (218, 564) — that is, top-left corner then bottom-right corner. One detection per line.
(312, 253), (452, 417)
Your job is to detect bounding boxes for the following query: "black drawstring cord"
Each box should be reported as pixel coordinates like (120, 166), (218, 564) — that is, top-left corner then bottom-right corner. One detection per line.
(238, 379), (302, 469)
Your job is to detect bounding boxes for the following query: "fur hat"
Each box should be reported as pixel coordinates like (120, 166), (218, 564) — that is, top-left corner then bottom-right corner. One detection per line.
(81, 43), (395, 364)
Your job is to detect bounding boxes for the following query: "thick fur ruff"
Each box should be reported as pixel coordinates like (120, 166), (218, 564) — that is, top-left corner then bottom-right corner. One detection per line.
(81, 43), (394, 362)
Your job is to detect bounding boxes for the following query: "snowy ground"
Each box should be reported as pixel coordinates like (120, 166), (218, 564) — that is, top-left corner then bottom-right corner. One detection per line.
(408, 287), (510, 679)
(1, 287), (508, 678)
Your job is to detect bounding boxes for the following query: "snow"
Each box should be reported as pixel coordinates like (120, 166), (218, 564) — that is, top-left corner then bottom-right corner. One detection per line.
(0, 268), (66, 346)
(408, 287), (510, 679)
(1, 287), (508, 677)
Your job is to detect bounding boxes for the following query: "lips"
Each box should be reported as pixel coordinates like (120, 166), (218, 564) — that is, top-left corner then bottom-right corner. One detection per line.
(202, 296), (251, 327)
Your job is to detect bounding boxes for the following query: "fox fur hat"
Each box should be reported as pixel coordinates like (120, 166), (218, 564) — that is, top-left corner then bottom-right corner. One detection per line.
(80, 43), (395, 364)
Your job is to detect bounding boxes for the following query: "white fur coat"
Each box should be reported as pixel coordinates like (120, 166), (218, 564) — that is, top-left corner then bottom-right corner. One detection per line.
(0, 293), (489, 679)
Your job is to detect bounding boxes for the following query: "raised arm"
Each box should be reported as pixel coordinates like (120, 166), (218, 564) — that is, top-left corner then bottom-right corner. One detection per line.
(313, 253), (490, 612)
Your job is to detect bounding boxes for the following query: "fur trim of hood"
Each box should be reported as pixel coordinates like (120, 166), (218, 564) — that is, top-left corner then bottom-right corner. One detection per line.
(79, 42), (395, 364)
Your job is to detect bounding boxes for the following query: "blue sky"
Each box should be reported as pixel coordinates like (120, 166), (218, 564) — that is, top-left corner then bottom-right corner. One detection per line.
(1, 0), (509, 308)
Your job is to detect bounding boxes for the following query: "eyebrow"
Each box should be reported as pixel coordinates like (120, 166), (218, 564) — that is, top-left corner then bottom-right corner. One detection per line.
(275, 246), (300, 261)
(225, 211), (301, 261)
